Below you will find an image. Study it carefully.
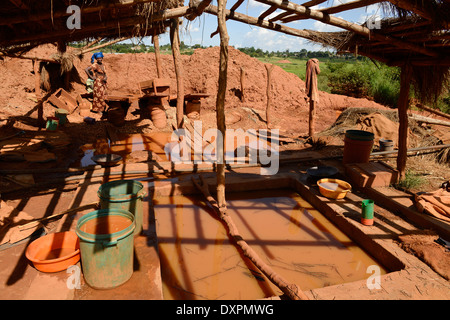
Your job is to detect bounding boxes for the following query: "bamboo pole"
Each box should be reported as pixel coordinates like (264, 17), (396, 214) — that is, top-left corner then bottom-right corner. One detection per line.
(170, 18), (185, 129)
(397, 63), (413, 180)
(216, 0), (229, 208)
(265, 64), (274, 129)
(191, 175), (309, 300)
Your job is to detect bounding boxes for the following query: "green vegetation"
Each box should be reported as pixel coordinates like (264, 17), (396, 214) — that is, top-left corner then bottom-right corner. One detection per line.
(396, 170), (425, 190)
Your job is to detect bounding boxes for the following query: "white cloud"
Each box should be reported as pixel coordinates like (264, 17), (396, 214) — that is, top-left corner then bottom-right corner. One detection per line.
(247, 0), (269, 9)
(243, 27), (306, 51)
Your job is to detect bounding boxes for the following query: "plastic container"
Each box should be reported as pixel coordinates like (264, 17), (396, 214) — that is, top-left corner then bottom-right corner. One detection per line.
(379, 139), (394, 151)
(317, 178), (352, 199)
(98, 180), (146, 236)
(25, 231), (80, 273)
(361, 199), (374, 225)
(46, 117), (59, 131)
(75, 209), (135, 289)
(55, 108), (69, 126)
(343, 130), (374, 164)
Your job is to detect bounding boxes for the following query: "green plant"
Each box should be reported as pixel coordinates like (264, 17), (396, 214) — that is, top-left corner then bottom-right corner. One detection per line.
(396, 170), (425, 190)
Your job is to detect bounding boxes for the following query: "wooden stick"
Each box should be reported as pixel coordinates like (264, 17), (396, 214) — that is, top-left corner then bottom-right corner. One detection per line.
(408, 113), (450, 127)
(240, 67), (245, 102)
(216, 0), (229, 208)
(414, 103), (450, 121)
(265, 64), (275, 129)
(170, 18), (185, 129)
(397, 63), (413, 180)
(33, 60), (41, 100)
(18, 202), (98, 231)
(191, 175), (309, 300)
(80, 37), (129, 55)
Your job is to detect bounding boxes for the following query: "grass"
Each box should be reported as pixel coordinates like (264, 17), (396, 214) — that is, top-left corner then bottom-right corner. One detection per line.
(396, 170), (426, 190)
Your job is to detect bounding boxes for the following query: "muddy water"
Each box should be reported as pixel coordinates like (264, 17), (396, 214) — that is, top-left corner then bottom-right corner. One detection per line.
(79, 215), (132, 235)
(77, 133), (173, 167)
(154, 189), (387, 300)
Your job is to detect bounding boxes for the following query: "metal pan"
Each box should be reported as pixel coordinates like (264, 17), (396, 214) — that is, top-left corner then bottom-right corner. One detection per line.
(91, 154), (122, 167)
(306, 166), (338, 178)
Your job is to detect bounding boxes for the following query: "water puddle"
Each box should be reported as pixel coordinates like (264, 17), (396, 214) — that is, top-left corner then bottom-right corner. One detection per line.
(154, 189), (388, 300)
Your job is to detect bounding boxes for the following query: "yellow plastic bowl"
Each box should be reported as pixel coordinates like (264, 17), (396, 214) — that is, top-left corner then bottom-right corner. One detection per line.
(317, 178), (352, 199)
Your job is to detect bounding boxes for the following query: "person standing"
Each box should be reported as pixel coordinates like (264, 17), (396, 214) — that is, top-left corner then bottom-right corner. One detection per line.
(85, 52), (108, 114)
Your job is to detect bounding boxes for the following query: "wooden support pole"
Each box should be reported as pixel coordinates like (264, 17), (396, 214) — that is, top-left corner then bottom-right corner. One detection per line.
(309, 99), (316, 136)
(33, 60), (41, 100)
(397, 63), (413, 180)
(152, 34), (163, 78)
(170, 18), (185, 129)
(216, 0), (229, 208)
(240, 67), (245, 102)
(265, 64), (275, 129)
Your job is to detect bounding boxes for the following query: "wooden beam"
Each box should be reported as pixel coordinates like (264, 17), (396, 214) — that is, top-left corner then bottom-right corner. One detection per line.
(3, 6), (189, 46)
(255, 0), (439, 57)
(201, 2), (319, 41)
(282, 0), (382, 23)
(301, 0), (327, 7)
(268, 11), (293, 22)
(185, 0), (213, 21)
(322, 0), (382, 15)
(0, 0), (161, 26)
(259, 5), (279, 20)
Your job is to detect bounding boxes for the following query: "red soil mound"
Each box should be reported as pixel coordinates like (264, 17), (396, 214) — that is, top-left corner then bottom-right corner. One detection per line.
(0, 44), (389, 136)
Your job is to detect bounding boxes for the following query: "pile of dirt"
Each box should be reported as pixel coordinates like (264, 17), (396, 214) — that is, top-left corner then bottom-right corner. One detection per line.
(0, 45), (389, 137)
(398, 230), (450, 280)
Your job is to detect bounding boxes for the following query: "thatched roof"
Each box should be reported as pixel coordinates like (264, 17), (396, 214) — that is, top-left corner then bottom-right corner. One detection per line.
(0, 0), (183, 55)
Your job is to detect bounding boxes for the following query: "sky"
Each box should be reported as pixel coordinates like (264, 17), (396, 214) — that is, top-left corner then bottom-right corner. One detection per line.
(139, 0), (385, 52)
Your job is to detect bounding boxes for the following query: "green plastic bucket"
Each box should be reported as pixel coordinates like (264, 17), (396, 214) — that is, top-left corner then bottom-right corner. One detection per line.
(98, 180), (145, 236)
(75, 209), (135, 289)
(55, 108), (69, 126)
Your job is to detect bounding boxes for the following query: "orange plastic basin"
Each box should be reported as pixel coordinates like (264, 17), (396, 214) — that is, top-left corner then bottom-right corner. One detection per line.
(317, 178), (352, 199)
(25, 231), (80, 273)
